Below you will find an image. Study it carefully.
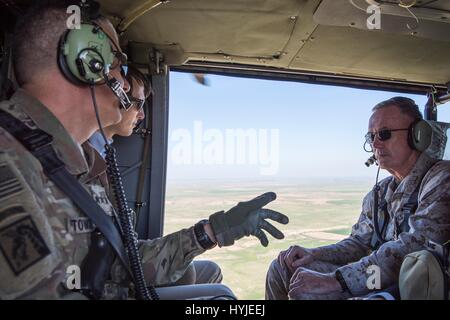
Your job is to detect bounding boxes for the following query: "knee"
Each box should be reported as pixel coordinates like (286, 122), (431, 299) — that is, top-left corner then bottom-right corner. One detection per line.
(207, 260), (222, 274)
(205, 260), (223, 282)
(266, 258), (283, 281)
(194, 260), (223, 284)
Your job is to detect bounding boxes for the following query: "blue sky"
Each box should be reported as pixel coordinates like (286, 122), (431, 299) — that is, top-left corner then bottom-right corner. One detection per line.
(167, 71), (450, 181)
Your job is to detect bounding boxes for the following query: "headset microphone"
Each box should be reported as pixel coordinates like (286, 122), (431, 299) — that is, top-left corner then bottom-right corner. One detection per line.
(365, 154), (377, 167)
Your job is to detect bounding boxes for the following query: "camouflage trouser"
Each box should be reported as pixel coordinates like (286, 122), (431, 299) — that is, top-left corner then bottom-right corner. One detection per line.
(265, 258), (352, 300)
(152, 260), (229, 299)
(155, 283), (236, 300)
(168, 260), (223, 286)
(103, 260), (225, 300)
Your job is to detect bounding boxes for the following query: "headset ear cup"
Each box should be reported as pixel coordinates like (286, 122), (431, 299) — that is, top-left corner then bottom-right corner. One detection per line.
(409, 120), (432, 152)
(407, 121), (416, 150)
(57, 24), (113, 85)
(58, 30), (86, 86)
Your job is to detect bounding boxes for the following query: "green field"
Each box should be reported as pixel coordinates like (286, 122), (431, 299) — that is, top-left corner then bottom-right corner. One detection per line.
(164, 178), (372, 300)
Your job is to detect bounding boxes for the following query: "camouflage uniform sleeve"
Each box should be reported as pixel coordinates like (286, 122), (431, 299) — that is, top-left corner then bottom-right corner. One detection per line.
(0, 133), (65, 299)
(337, 162), (450, 296)
(138, 226), (206, 286)
(309, 191), (374, 265)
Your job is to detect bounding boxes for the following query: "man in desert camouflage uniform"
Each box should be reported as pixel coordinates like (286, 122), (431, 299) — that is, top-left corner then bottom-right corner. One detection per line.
(265, 97), (450, 300)
(0, 1), (288, 299)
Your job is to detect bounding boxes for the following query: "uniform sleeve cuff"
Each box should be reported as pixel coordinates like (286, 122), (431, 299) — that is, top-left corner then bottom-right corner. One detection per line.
(336, 263), (370, 296)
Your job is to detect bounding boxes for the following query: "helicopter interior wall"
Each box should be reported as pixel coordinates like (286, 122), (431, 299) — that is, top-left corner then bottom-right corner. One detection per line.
(314, 0), (450, 43)
(288, 24), (450, 85)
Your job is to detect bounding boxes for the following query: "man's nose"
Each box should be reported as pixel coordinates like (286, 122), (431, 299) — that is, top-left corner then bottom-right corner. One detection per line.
(372, 135), (384, 149)
(137, 109), (145, 120)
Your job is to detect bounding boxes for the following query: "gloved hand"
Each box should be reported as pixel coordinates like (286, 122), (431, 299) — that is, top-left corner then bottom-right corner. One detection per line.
(208, 192), (289, 247)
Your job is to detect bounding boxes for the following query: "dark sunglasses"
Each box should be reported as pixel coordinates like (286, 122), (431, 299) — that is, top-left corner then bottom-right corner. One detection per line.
(129, 96), (145, 111)
(365, 128), (409, 144)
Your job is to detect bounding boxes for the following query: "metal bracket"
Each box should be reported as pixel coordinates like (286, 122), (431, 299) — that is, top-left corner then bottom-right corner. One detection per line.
(424, 88), (438, 120)
(431, 82), (450, 105)
(148, 49), (164, 75)
(134, 201), (147, 209)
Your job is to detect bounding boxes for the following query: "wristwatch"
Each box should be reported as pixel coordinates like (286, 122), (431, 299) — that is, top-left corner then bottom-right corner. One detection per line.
(194, 219), (217, 250)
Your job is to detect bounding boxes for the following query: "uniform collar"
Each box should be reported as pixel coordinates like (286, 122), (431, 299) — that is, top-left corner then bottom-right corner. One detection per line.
(9, 89), (89, 176)
(81, 141), (108, 186)
(394, 152), (438, 195)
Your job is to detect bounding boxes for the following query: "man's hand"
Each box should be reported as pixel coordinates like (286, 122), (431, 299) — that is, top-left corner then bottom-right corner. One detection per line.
(278, 245), (315, 274)
(288, 268), (341, 299)
(208, 192), (289, 247)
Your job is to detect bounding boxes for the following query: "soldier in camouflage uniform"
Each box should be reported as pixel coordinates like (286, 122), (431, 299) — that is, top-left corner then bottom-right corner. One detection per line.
(87, 64), (223, 285)
(266, 97), (450, 300)
(0, 2), (289, 299)
(85, 64), (224, 289)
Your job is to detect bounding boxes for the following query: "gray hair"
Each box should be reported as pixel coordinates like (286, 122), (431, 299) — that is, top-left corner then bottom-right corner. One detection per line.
(372, 96), (423, 121)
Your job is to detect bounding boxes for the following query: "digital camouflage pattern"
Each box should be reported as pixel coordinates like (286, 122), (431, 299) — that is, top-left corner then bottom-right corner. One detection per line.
(0, 89), (93, 299)
(266, 152), (450, 299)
(266, 257), (350, 300)
(311, 152), (450, 296)
(0, 90), (206, 299)
(81, 142), (207, 288)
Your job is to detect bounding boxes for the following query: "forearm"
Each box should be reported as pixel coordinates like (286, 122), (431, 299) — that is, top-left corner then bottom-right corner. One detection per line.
(336, 233), (423, 296)
(337, 204), (450, 296)
(310, 188), (379, 265)
(310, 237), (369, 265)
(138, 226), (206, 286)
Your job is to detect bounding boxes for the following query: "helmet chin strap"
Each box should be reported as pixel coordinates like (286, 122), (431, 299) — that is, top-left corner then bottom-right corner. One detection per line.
(103, 71), (132, 110)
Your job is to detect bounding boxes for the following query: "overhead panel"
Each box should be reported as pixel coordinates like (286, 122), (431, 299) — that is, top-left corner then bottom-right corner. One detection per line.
(290, 24), (450, 85)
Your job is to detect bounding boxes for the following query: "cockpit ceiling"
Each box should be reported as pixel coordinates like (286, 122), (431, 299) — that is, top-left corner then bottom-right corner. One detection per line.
(99, 0), (450, 86)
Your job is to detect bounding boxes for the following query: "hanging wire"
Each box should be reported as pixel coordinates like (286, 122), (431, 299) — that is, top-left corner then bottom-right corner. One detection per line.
(395, 0), (419, 30)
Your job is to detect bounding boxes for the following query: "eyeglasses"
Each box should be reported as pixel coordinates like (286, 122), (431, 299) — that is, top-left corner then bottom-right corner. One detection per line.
(111, 50), (128, 71)
(129, 96), (145, 111)
(365, 128), (409, 144)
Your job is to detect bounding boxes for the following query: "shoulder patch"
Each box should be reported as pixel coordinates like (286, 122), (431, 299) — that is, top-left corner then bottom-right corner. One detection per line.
(0, 163), (23, 201)
(89, 184), (113, 216)
(0, 214), (50, 275)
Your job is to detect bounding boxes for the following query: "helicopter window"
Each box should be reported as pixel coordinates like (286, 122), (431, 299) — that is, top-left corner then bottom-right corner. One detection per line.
(164, 71), (443, 299)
